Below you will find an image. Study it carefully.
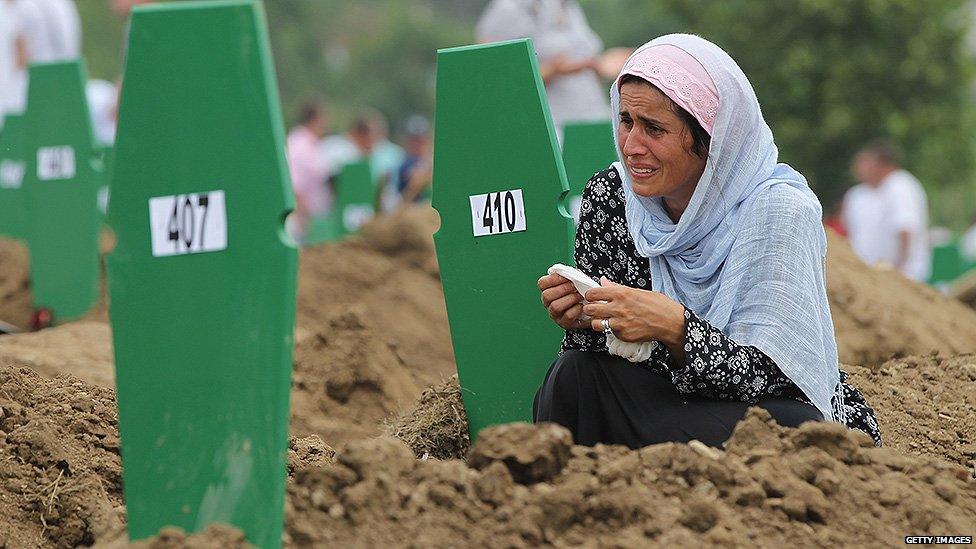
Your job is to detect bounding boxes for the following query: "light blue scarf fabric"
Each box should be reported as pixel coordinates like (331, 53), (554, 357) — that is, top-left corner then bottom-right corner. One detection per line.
(611, 34), (843, 422)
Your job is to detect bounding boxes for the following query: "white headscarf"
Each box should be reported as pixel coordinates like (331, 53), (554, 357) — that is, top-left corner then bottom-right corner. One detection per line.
(611, 34), (844, 422)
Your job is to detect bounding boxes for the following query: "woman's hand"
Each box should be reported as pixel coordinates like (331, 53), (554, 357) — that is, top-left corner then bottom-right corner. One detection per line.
(538, 273), (589, 330)
(582, 278), (686, 352)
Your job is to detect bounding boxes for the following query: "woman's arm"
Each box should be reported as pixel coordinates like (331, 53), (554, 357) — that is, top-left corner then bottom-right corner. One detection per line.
(668, 307), (800, 402)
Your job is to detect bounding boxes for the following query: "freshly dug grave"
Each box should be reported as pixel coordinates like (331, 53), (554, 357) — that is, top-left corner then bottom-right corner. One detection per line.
(296, 208), (454, 392)
(286, 409), (976, 548)
(826, 230), (976, 366)
(0, 237), (32, 330)
(391, 354), (976, 470)
(0, 360), (124, 548)
(290, 308), (422, 447)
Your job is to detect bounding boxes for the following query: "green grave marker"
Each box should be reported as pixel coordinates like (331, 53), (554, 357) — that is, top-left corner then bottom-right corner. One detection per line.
(561, 121), (616, 223)
(107, 2), (296, 546)
(432, 39), (574, 438)
(21, 61), (101, 322)
(335, 160), (374, 237)
(0, 114), (28, 240)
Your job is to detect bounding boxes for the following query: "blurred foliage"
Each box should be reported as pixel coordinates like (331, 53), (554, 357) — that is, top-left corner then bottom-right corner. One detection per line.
(654, 0), (976, 226)
(78, 0), (976, 227)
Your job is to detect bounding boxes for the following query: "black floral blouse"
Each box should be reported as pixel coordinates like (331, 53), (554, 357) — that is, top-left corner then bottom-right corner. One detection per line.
(561, 167), (882, 446)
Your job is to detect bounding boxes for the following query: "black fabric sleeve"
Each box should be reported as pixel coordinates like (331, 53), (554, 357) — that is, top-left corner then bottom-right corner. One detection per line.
(666, 307), (801, 402)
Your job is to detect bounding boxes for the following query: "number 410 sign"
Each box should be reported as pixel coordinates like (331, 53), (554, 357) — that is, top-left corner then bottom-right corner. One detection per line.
(469, 189), (526, 237)
(149, 190), (227, 257)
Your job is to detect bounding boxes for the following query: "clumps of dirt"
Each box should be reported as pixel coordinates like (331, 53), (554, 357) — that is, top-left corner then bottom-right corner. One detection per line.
(287, 409), (976, 548)
(357, 204), (440, 277)
(296, 214), (454, 392)
(101, 524), (252, 548)
(826, 230), (976, 366)
(0, 321), (115, 387)
(289, 308), (421, 447)
(0, 360), (124, 548)
(844, 353), (976, 469)
(950, 270), (976, 310)
(287, 435), (336, 475)
(386, 375), (470, 460)
(0, 237), (32, 330)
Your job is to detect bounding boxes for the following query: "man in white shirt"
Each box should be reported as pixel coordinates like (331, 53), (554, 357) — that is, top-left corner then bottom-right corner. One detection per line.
(476, 0), (610, 141)
(842, 141), (931, 282)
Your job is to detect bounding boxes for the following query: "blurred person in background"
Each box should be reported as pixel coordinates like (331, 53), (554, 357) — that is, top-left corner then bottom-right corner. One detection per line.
(842, 140), (931, 282)
(476, 0), (612, 141)
(286, 100), (331, 242)
(320, 113), (377, 179)
(86, 78), (117, 145)
(396, 114), (433, 206)
(0, 0), (80, 116)
(0, 0), (23, 120)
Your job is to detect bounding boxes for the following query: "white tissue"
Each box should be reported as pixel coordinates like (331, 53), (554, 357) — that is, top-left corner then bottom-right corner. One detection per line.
(547, 263), (658, 363)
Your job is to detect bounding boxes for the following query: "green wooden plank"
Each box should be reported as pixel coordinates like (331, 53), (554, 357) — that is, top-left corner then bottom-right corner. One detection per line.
(21, 61), (101, 322)
(561, 121), (616, 222)
(0, 114), (28, 240)
(107, 1), (296, 547)
(432, 39), (573, 439)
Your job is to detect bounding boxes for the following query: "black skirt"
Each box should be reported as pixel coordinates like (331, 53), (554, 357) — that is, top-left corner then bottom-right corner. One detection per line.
(533, 350), (824, 449)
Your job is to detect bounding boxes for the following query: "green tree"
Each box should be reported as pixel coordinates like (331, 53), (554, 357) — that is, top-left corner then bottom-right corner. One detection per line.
(656, 0), (976, 226)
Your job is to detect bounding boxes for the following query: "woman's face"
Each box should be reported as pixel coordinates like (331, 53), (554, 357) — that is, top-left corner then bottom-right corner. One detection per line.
(617, 80), (707, 211)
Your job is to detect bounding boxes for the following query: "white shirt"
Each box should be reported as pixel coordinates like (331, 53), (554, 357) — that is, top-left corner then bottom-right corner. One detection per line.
(16, 0), (80, 62)
(842, 169), (931, 281)
(476, 0), (610, 139)
(0, 0), (27, 118)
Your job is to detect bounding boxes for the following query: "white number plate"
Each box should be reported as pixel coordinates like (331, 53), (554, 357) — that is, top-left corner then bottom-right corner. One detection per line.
(469, 189), (526, 237)
(0, 160), (25, 189)
(149, 190), (227, 257)
(37, 146), (75, 181)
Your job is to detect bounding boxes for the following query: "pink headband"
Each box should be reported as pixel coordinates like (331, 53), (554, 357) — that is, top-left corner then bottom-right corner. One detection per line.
(617, 44), (719, 135)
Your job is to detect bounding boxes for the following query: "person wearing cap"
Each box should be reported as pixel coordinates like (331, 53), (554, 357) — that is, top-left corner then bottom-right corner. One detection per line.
(396, 115), (433, 206)
(535, 34), (881, 449)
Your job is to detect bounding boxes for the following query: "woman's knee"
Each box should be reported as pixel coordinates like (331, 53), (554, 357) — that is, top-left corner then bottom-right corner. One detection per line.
(757, 398), (824, 428)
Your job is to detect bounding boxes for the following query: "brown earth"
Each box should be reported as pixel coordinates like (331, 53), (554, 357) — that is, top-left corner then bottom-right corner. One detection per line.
(286, 409), (976, 548)
(826, 230), (976, 365)
(2, 358), (973, 548)
(0, 238), (31, 330)
(0, 360), (125, 549)
(0, 322), (115, 387)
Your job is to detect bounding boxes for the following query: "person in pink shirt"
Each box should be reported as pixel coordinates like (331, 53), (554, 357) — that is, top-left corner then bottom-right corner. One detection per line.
(286, 101), (330, 241)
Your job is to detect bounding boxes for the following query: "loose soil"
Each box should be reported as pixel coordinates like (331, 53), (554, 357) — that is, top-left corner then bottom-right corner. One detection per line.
(286, 409), (976, 548)
(826, 230), (976, 365)
(0, 238), (31, 330)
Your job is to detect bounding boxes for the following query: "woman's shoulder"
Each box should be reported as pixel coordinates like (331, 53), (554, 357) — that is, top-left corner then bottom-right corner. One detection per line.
(745, 182), (822, 227)
(586, 164), (622, 185)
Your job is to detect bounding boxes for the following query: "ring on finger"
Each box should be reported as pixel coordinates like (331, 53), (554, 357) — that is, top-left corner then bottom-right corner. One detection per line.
(601, 318), (614, 337)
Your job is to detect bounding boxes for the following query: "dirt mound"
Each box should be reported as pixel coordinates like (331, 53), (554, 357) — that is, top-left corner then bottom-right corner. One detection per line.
(0, 321), (115, 387)
(0, 238), (32, 330)
(97, 524), (252, 549)
(387, 375), (470, 460)
(0, 360), (124, 548)
(357, 204), (440, 277)
(289, 309), (422, 447)
(846, 353), (976, 468)
(296, 218), (454, 391)
(287, 409), (975, 548)
(826, 230), (976, 366)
